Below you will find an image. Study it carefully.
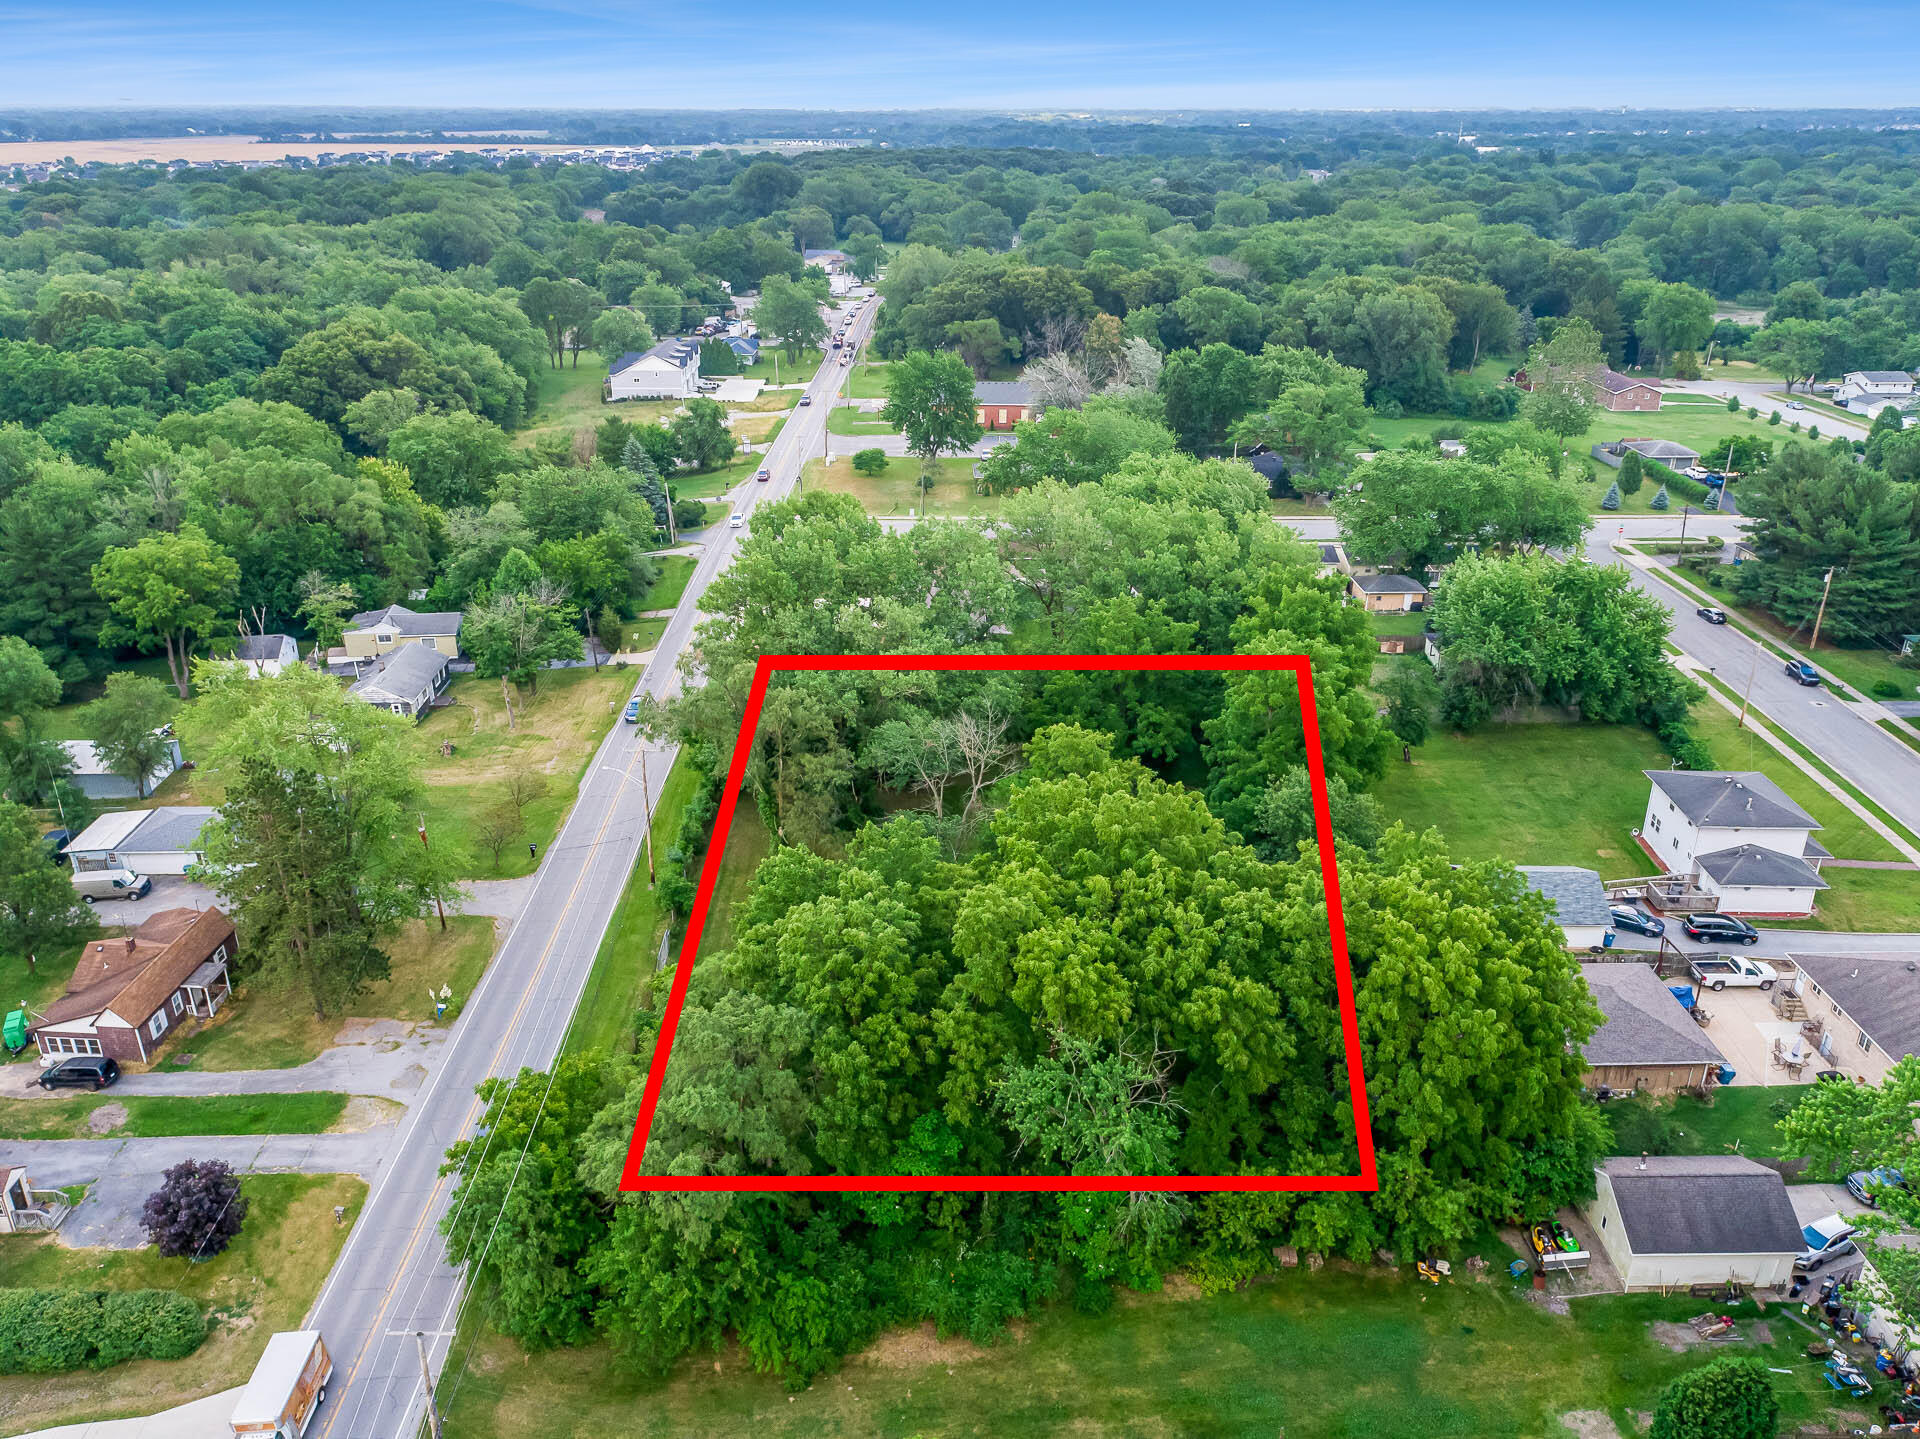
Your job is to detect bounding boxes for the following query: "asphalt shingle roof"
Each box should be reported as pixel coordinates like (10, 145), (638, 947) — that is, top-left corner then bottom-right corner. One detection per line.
(1580, 963), (1727, 1070)
(1853, 371), (1914, 385)
(1351, 573), (1429, 595)
(609, 338), (698, 375)
(347, 604), (462, 638)
(1643, 770), (1820, 831)
(1519, 866), (1613, 929)
(1593, 368), (1656, 395)
(1792, 953), (1920, 1061)
(233, 634), (298, 664)
(121, 806), (215, 853)
(349, 642), (450, 705)
(1600, 1155), (1804, 1256)
(973, 380), (1033, 406)
(1695, 843), (1829, 892)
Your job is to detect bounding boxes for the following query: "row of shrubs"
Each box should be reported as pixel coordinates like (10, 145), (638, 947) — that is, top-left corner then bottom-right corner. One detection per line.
(0, 1288), (204, 1373)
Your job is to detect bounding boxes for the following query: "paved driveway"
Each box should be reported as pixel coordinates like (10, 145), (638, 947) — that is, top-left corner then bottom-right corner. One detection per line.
(75, 875), (219, 925)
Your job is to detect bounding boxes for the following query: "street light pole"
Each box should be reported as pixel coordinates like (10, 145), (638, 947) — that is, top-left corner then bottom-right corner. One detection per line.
(1738, 638), (1760, 730)
(416, 820), (448, 930)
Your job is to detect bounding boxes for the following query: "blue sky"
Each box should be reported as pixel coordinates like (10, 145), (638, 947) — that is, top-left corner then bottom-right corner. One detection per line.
(5, 1), (1918, 111)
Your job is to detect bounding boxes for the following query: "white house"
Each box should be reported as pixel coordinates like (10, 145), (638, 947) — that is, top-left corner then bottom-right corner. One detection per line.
(232, 633), (300, 676)
(1583, 1155), (1805, 1291)
(58, 733), (183, 800)
(606, 338), (701, 401)
(1518, 866), (1613, 948)
(64, 807), (216, 876)
(1834, 370), (1915, 410)
(346, 642), (451, 722)
(1638, 770), (1828, 916)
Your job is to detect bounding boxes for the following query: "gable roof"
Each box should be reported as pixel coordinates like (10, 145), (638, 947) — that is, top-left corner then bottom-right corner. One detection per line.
(610, 338), (698, 375)
(346, 604), (462, 638)
(68, 806), (215, 856)
(1643, 770), (1820, 832)
(973, 380), (1033, 406)
(59, 736), (173, 780)
(723, 335), (760, 357)
(1580, 963), (1727, 1070)
(1351, 572), (1429, 595)
(37, 907), (235, 1030)
(1616, 439), (1699, 463)
(1695, 843), (1829, 892)
(1792, 952), (1920, 1061)
(1847, 371), (1914, 386)
(348, 642), (450, 705)
(1593, 368), (1657, 395)
(1518, 865), (1612, 929)
(233, 634), (299, 664)
(1599, 1155), (1804, 1256)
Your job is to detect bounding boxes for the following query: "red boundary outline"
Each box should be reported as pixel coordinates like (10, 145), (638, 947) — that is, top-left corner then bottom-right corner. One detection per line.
(618, 654), (1378, 1193)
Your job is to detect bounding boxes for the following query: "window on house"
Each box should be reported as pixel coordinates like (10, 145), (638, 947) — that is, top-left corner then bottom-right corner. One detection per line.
(171, 992), (184, 1016)
(1859, 1031), (1873, 1054)
(1650, 816), (1660, 832)
(213, 944), (228, 964)
(148, 1011), (167, 1040)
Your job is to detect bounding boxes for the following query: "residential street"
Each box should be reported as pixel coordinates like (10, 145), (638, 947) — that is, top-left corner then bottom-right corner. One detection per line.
(293, 292), (885, 1439)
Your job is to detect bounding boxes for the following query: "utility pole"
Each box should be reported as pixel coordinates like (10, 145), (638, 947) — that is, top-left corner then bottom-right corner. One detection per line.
(1809, 566), (1836, 652)
(415, 821), (448, 930)
(416, 1332), (445, 1439)
(1737, 638), (1760, 730)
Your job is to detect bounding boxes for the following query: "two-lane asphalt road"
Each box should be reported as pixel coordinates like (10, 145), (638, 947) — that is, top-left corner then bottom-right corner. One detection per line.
(304, 291), (882, 1439)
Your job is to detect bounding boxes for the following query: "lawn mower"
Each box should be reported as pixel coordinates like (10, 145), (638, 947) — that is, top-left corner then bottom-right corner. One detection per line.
(1415, 1259), (1451, 1285)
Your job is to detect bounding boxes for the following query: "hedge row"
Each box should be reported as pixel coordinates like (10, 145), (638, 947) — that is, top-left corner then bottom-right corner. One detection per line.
(0, 1288), (204, 1373)
(1643, 458), (1714, 504)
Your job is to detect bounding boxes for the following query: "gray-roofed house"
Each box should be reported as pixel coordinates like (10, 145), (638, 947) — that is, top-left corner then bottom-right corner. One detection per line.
(1519, 866), (1613, 948)
(1790, 952), (1920, 1085)
(347, 642), (451, 722)
(232, 633), (300, 677)
(1579, 963), (1727, 1095)
(1640, 770), (1826, 916)
(974, 379), (1034, 431)
(1597, 438), (1700, 471)
(342, 605), (463, 671)
(59, 732), (184, 800)
(1583, 1155), (1805, 1290)
(1346, 572), (1429, 614)
(65, 806), (217, 876)
(606, 337), (701, 401)
(1834, 370), (1915, 410)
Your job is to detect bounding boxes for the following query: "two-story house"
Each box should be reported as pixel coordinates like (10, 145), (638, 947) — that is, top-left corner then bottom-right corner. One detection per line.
(1638, 770), (1829, 916)
(341, 605), (463, 674)
(606, 338), (701, 401)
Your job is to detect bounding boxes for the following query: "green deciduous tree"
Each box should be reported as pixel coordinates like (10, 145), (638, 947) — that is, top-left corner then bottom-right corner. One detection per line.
(1519, 316), (1603, 446)
(754, 276), (828, 363)
(87, 671), (175, 798)
(91, 523), (239, 698)
(1648, 1356), (1778, 1439)
(881, 350), (983, 474)
(0, 800), (96, 973)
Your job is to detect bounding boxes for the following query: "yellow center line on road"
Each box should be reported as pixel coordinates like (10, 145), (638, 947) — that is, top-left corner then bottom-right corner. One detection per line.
(313, 727), (658, 1439)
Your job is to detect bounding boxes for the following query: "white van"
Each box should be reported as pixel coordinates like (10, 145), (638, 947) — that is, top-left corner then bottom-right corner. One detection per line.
(71, 869), (151, 904)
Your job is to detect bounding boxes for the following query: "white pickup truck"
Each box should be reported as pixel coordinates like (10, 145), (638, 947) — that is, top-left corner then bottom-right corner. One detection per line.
(1689, 956), (1780, 991)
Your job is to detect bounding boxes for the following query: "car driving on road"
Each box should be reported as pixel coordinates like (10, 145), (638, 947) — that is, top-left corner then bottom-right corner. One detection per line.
(623, 698), (641, 724)
(728, 512), (744, 529)
(755, 468), (770, 482)
(1696, 606), (1727, 625)
(1784, 658), (1821, 686)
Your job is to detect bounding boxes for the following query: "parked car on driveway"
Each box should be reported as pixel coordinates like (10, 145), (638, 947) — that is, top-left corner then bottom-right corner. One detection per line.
(1689, 955), (1779, 990)
(1796, 1214), (1858, 1272)
(1846, 1167), (1905, 1207)
(38, 1055), (119, 1091)
(1784, 658), (1821, 686)
(71, 869), (151, 904)
(1609, 906), (1665, 938)
(1682, 912), (1761, 945)
(40, 828), (71, 866)
(1696, 606), (1727, 625)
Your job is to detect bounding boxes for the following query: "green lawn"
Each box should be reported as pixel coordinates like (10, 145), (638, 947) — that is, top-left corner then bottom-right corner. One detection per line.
(620, 617), (667, 654)
(1605, 1086), (1807, 1166)
(826, 404), (898, 437)
(0, 1091), (349, 1140)
(675, 453), (758, 498)
(0, 1174), (364, 1435)
(517, 350), (680, 450)
(440, 1264), (1875, 1439)
(413, 668), (633, 879)
(638, 555), (697, 611)
(172, 915), (497, 1071)
(1369, 610), (1429, 638)
(734, 346), (823, 387)
(805, 456), (997, 518)
(566, 755), (699, 1058)
(845, 360), (891, 399)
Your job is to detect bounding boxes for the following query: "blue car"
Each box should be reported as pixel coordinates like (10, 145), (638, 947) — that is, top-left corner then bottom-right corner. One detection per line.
(1846, 1167), (1905, 1207)
(1609, 905), (1665, 938)
(623, 698), (641, 724)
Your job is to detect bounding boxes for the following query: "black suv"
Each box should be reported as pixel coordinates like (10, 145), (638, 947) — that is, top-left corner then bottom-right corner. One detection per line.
(38, 1056), (120, 1091)
(1682, 912), (1761, 946)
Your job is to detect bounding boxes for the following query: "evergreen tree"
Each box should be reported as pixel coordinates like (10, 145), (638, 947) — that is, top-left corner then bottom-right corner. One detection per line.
(1600, 480), (1621, 511)
(1618, 451), (1645, 495)
(1649, 484), (1670, 511)
(1649, 1356), (1777, 1439)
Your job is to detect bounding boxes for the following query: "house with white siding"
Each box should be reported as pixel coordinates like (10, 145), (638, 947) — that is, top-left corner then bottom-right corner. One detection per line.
(1638, 771), (1828, 916)
(606, 338), (701, 401)
(1584, 1155), (1805, 1291)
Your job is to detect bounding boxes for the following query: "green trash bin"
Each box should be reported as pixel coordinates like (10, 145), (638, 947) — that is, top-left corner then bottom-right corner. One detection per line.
(2, 1008), (28, 1056)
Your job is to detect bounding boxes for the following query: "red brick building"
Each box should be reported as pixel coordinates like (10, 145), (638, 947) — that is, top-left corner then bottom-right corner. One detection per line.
(973, 379), (1034, 431)
(1589, 368), (1662, 411)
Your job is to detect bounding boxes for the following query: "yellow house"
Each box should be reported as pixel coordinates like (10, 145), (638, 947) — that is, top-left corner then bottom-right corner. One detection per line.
(1788, 952), (1920, 1085)
(1347, 573), (1428, 613)
(342, 604), (463, 661)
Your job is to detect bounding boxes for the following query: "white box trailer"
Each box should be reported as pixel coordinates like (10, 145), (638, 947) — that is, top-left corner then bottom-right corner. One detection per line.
(231, 1331), (332, 1438)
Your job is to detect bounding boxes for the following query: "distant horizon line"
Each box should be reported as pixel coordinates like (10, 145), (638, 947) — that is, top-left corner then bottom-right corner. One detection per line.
(10, 103), (1920, 118)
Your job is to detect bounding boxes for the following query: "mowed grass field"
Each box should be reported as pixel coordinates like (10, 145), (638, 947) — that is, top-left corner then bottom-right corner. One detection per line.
(803, 456), (998, 518)
(517, 350), (683, 451)
(440, 1264), (1874, 1439)
(0, 1174), (364, 1436)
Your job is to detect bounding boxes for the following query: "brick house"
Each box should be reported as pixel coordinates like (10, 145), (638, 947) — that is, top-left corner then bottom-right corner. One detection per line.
(973, 380), (1033, 431)
(1589, 369), (1662, 412)
(29, 908), (237, 1064)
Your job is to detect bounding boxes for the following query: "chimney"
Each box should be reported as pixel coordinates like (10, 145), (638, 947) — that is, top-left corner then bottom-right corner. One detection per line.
(124, 936), (136, 955)
(1638, 1151), (1648, 1171)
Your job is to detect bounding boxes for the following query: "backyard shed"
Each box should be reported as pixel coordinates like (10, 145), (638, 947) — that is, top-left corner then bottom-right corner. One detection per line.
(1583, 1155), (1803, 1291)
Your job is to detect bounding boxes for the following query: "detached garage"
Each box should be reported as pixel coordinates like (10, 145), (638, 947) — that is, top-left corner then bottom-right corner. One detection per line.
(65, 807), (216, 877)
(1584, 1155), (1804, 1291)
